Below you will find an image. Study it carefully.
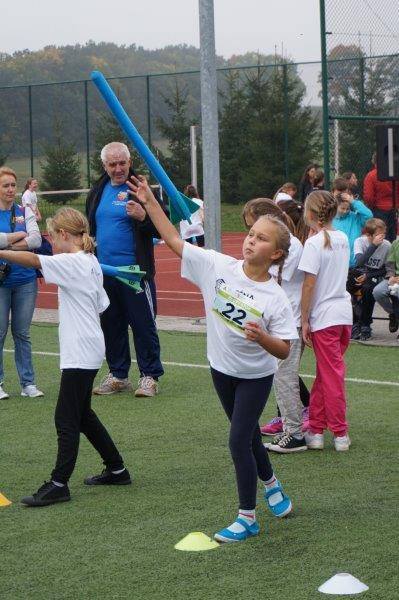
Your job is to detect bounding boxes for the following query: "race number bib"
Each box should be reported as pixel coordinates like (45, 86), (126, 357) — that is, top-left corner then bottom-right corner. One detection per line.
(212, 284), (263, 336)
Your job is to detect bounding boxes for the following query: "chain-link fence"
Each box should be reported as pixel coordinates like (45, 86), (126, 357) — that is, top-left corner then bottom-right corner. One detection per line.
(322, 0), (399, 184)
(1, 49), (398, 198)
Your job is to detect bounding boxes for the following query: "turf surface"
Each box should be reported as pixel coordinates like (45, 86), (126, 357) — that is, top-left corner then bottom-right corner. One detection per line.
(1, 325), (398, 599)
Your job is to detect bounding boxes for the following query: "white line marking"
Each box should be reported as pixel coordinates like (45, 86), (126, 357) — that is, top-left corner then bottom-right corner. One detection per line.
(4, 349), (398, 387)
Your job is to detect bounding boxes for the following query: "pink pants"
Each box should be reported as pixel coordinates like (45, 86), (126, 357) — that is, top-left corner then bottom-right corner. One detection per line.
(309, 325), (351, 437)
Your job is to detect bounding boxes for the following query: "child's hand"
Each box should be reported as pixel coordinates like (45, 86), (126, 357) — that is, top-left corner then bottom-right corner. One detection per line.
(302, 321), (312, 347)
(355, 274), (366, 284)
(388, 276), (399, 285)
(244, 321), (265, 343)
(372, 232), (385, 246)
(341, 192), (354, 203)
(127, 175), (155, 206)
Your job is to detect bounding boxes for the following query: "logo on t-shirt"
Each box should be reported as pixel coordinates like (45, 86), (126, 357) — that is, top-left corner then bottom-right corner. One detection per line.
(14, 215), (25, 224)
(117, 191), (128, 201)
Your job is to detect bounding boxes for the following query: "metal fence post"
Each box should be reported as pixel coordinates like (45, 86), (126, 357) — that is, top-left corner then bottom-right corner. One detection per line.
(84, 80), (91, 185)
(283, 64), (289, 180)
(359, 56), (367, 178)
(28, 85), (34, 177)
(319, 0), (331, 188)
(146, 75), (152, 147)
(198, 0), (221, 251)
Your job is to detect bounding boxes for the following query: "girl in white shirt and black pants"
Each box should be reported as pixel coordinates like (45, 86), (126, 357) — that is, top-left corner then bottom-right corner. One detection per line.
(127, 175), (298, 544)
(299, 191), (353, 452)
(0, 208), (131, 506)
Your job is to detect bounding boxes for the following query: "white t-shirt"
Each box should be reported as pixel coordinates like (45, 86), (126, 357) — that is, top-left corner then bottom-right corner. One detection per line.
(39, 252), (110, 370)
(298, 229), (352, 332)
(353, 236), (391, 270)
(275, 192), (292, 204)
(181, 243), (298, 378)
(269, 234), (303, 327)
(180, 199), (204, 240)
(21, 190), (38, 210)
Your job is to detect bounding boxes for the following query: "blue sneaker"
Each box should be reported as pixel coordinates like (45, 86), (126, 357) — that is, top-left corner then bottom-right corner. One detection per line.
(214, 517), (260, 543)
(264, 481), (292, 518)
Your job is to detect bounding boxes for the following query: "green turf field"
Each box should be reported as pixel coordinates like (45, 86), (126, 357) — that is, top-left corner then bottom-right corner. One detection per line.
(1, 326), (398, 599)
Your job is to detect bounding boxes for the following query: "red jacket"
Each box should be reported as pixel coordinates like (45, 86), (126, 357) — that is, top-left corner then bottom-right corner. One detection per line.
(363, 168), (399, 211)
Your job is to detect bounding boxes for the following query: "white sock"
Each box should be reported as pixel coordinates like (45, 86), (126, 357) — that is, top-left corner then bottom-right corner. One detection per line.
(227, 509), (256, 534)
(111, 468), (125, 475)
(263, 476), (283, 506)
(52, 480), (65, 487)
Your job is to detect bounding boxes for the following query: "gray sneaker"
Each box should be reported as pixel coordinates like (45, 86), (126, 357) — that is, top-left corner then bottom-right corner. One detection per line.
(93, 373), (132, 395)
(21, 385), (44, 398)
(134, 376), (158, 397)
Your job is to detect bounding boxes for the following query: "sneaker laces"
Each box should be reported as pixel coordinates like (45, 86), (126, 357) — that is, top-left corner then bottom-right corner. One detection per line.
(138, 376), (156, 390)
(276, 433), (294, 447)
(101, 373), (114, 386)
(35, 481), (55, 495)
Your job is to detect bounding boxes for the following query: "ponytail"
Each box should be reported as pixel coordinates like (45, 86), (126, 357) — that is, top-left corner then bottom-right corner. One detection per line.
(82, 232), (95, 253)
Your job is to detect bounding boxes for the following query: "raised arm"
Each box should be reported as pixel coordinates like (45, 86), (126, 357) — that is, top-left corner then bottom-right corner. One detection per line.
(127, 175), (184, 258)
(0, 249), (41, 269)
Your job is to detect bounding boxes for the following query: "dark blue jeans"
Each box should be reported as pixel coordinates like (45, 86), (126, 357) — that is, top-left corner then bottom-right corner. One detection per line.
(211, 368), (274, 510)
(101, 276), (164, 380)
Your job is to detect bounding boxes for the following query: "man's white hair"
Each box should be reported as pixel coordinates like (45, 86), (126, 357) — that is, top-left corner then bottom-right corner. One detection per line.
(101, 142), (131, 163)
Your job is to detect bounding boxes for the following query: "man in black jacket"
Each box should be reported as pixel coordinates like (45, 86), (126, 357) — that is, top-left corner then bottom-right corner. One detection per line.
(86, 142), (165, 397)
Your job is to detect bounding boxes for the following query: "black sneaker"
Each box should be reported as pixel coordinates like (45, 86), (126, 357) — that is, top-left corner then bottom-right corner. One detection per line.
(359, 326), (372, 341)
(84, 468), (131, 486)
(351, 324), (361, 340)
(21, 481), (71, 507)
(389, 313), (399, 333)
(266, 433), (308, 454)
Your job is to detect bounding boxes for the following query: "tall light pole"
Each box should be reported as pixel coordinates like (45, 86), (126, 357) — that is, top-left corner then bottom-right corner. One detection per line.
(198, 0), (221, 251)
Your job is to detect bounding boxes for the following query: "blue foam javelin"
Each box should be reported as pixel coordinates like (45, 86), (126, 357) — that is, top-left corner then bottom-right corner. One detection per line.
(91, 70), (198, 224)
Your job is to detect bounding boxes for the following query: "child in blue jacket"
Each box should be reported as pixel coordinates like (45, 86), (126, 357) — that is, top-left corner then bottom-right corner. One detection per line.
(332, 191), (373, 267)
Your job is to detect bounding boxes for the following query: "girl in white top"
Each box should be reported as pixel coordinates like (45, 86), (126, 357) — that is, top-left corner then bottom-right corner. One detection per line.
(0, 208), (130, 507)
(179, 185), (204, 247)
(299, 191), (353, 452)
(242, 199), (307, 454)
(22, 178), (42, 221)
(127, 174), (298, 544)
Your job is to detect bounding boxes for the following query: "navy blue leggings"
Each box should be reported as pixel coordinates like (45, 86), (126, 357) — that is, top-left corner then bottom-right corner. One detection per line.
(211, 368), (274, 510)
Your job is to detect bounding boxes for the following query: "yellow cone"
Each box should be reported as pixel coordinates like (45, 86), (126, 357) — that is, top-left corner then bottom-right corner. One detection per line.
(0, 492), (12, 507)
(175, 532), (219, 552)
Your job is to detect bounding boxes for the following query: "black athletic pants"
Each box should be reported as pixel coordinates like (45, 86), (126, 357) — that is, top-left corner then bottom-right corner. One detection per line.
(211, 368), (274, 510)
(51, 369), (124, 484)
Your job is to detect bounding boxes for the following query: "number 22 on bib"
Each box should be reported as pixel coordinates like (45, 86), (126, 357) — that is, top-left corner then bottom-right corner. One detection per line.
(212, 284), (263, 336)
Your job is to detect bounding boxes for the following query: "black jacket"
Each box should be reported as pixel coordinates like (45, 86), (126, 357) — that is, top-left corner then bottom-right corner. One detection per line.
(85, 169), (168, 280)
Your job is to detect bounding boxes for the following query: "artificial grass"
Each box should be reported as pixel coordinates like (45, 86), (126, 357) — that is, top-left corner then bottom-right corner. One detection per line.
(1, 328), (398, 599)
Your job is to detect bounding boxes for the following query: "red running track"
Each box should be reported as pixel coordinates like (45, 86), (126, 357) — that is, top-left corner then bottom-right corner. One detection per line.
(36, 232), (246, 318)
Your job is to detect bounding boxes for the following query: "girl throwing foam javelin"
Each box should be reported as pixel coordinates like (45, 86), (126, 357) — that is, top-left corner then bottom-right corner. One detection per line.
(128, 175), (298, 544)
(0, 208), (131, 506)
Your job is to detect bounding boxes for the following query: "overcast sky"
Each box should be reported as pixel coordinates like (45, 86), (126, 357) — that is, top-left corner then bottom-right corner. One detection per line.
(2, 0), (322, 63)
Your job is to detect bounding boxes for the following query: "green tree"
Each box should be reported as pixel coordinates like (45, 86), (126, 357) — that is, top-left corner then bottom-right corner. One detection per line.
(156, 82), (199, 192)
(219, 71), (250, 203)
(219, 64), (320, 202)
(40, 119), (81, 204)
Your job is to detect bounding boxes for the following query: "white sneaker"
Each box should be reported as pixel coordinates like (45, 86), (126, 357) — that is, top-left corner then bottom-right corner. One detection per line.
(0, 383), (10, 400)
(21, 385), (44, 398)
(305, 431), (324, 450)
(334, 435), (351, 452)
